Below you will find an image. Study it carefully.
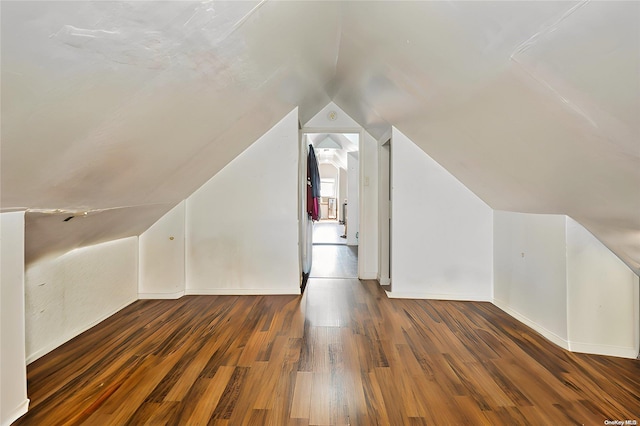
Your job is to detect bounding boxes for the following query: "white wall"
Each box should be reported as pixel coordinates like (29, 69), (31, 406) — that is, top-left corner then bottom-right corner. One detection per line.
(493, 211), (569, 348)
(389, 127), (493, 300)
(305, 102), (362, 129)
(493, 212), (639, 358)
(25, 237), (138, 363)
(566, 217), (639, 358)
(347, 152), (360, 246)
(186, 108), (300, 295)
(1, 211), (29, 426)
(319, 163), (339, 182)
(139, 201), (186, 299)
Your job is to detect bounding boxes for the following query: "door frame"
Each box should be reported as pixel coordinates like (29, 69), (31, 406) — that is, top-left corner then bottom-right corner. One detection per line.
(378, 138), (391, 287)
(299, 127), (365, 279)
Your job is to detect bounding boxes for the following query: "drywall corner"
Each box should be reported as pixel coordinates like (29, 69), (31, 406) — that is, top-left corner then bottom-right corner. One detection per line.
(139, 201), (186, 298)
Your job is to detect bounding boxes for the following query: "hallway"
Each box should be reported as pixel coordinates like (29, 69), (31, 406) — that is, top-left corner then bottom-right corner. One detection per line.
(310, 221), (357, 279)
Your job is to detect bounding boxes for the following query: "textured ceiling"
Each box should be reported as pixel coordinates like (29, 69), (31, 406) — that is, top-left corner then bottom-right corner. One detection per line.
(1, 1), (638, 273)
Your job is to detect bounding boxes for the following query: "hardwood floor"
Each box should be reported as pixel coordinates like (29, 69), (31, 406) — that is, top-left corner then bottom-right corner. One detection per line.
(16, 279), (640, 425)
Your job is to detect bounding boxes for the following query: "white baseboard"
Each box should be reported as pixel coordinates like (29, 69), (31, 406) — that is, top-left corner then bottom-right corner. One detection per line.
(138, 291), (185, 299)
(492, 298), (570, 351)
(26, 297), (138, 364)
(1, 398), (29, 426)
(385, 290), (491, 302)
(185, 287), (301, 296)
(569, 341), (638, 359)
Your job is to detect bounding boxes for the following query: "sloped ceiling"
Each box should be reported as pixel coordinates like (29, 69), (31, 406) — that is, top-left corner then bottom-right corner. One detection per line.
(308, 133), (359, 170)
(1, 1), (638, 273)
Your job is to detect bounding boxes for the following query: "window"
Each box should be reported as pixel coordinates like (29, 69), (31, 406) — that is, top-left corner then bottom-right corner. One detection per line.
(320, 178), (336, 198)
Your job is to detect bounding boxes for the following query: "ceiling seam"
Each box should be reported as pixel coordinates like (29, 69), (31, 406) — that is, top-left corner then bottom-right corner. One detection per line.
(509, 0), (597, 129)
(510, 0), (590, 59)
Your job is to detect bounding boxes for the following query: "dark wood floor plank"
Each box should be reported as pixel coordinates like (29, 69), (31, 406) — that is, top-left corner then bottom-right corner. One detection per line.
(180, 366), (234, 425)
(210, 366), (250, 421)
(14, 279), (640, 425)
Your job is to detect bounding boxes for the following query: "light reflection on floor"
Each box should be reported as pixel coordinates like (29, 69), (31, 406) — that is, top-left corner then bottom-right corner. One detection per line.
(309, 221), (358, 279)
(310, 245), (358, 279)
(312, 221), (346, 245)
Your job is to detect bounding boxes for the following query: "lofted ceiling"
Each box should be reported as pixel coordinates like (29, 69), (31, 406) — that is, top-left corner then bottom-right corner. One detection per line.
(308, 133), (359, 170)
(1, 1), (638, 274)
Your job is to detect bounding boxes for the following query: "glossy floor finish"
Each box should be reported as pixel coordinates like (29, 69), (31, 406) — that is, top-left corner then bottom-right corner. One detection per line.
(313, 221), (346, 245)
(310, 245), (358, 279)
(16, 279), (640, 425)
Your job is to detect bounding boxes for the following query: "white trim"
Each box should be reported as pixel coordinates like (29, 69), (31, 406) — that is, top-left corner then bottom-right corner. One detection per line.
(1, 399), (29, 426)
(386, 291), (491, 302)
(493, 298), (570, 350)
(360, 273), (378, 280)
(568, 341), (638, 359)
(357, 128), (365, 279)
(138, 291), (185, 300)
(26, 297), (138, 364)
(378, 276), (391, 286)
(377, 128), (392, 145)
(378, 139), (391, 287)
(185, 288), (301, 296)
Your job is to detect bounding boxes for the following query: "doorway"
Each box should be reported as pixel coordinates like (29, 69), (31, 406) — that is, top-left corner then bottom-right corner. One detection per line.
(300, 132), (360, 281)
(379, 139), (391, 289)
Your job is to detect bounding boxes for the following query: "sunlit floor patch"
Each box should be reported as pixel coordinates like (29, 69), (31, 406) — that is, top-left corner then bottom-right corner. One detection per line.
(309, 244), (357, 278)
(312, 221), (346, 245)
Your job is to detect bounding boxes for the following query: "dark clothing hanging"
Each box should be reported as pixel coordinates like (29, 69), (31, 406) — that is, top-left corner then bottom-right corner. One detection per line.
(307, 144), (321, 221)
(307, 182), (318, 221)
(308, 145), (321, 198)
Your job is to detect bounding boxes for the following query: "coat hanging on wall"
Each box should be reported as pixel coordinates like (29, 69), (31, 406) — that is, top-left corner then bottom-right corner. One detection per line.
(307, 144), (321, 221)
